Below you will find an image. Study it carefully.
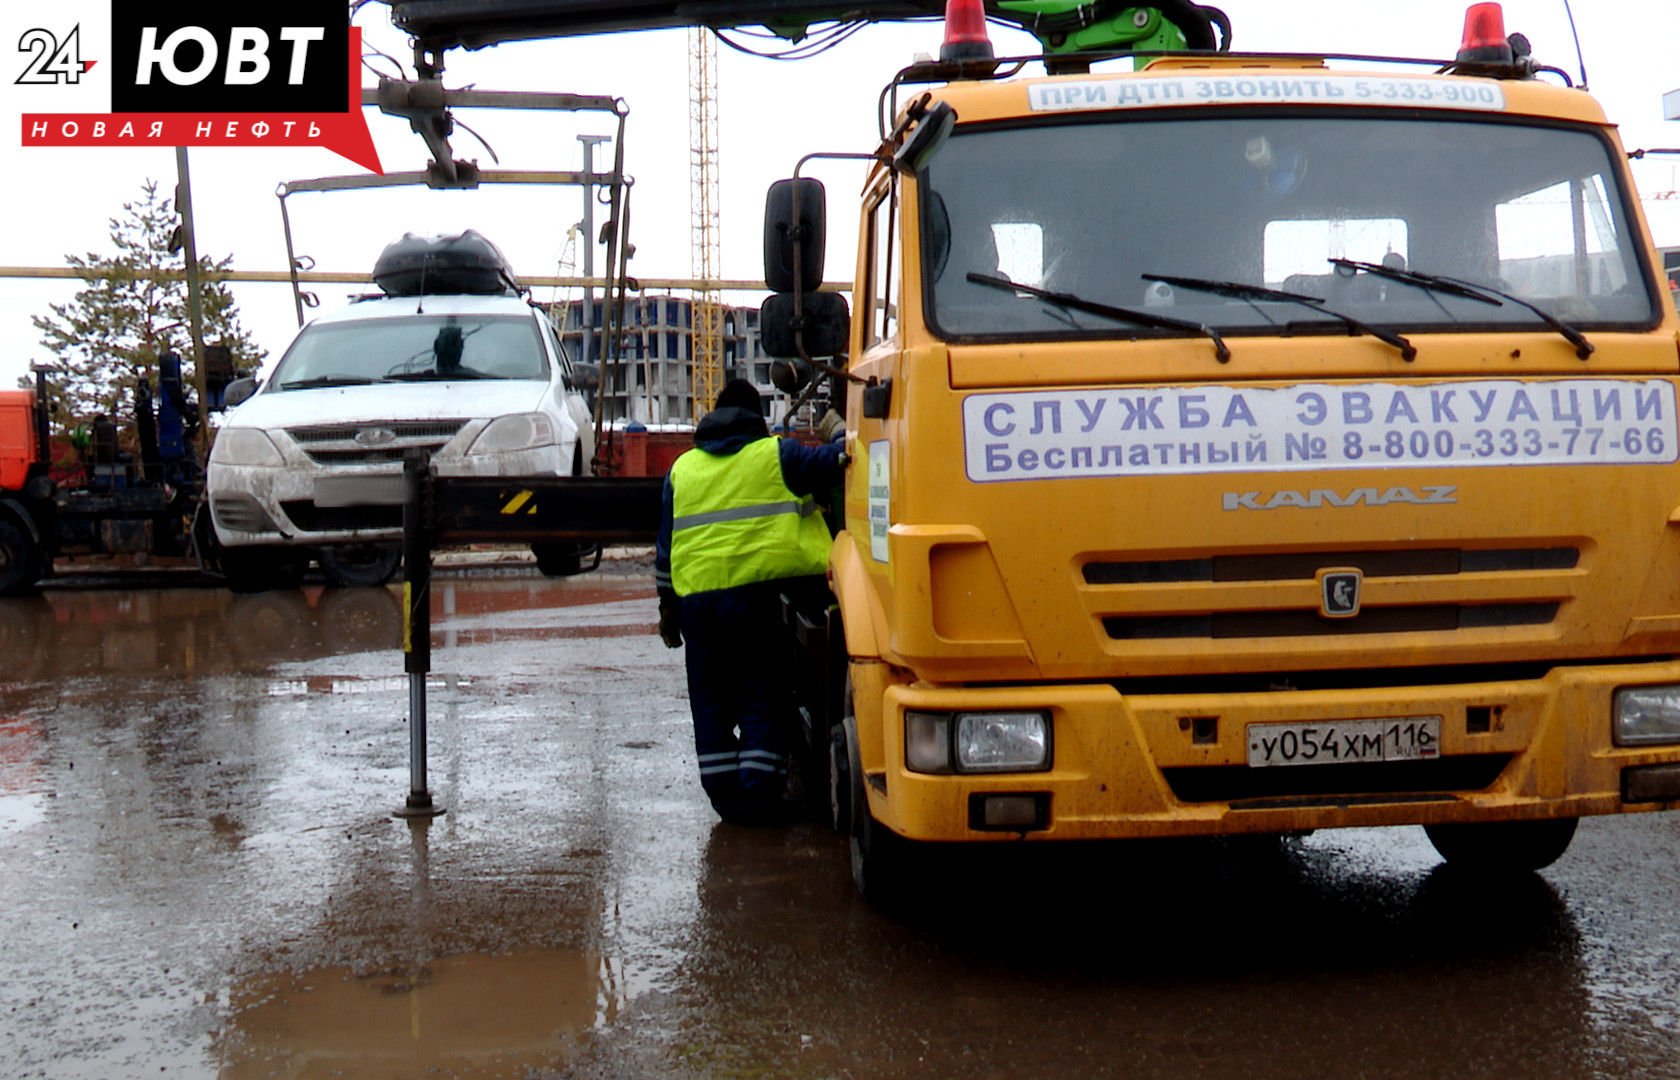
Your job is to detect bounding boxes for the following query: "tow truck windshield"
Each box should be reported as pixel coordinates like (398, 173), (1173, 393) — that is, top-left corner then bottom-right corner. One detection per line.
(922, 112), (1658, 343)
(271, 314), (549, 391)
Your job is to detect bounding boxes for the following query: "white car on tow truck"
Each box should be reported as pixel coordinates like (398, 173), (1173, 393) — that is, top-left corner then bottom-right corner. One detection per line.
(207, 233), (595, 590)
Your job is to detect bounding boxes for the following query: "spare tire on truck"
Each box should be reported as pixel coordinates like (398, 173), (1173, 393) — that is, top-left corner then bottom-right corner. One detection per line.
(371, 230), (521, 297)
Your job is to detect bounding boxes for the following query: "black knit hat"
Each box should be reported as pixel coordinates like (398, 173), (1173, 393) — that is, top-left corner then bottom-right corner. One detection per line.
(715, 378), (763, 416)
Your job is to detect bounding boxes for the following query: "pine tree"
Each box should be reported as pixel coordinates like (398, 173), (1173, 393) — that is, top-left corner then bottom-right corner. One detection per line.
(29, 179), (265, 425)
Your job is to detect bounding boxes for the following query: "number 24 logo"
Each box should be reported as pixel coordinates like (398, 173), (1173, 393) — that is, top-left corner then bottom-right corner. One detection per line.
(17, 25), (94, 85)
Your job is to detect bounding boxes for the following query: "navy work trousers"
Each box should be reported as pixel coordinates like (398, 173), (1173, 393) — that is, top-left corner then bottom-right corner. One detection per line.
(679, 579), (811, 824)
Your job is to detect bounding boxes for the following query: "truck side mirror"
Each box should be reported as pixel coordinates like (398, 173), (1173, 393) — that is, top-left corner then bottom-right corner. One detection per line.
(893, 100), (956, 174)
(764, 178), (826, 293)
(759, 291), (850, 359)
(223, 377), (260, 409)
(770, 358), (812, 395)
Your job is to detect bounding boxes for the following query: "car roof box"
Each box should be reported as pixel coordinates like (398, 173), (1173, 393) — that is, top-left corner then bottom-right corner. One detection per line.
(372, 230), (521, 296)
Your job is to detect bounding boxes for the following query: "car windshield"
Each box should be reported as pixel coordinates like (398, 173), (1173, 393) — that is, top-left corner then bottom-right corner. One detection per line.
(270, 314), (549, 390)
(922, 112), (1658, 342)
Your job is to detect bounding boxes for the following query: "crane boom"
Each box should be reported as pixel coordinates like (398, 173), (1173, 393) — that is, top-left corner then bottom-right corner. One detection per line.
(381, 0), (947, 51)
(377, 0), (1229, 55)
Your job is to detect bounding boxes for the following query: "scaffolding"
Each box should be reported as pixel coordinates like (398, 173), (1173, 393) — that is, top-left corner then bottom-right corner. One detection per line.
(688, 26), (724, 418)
(548, 294), (824, 428)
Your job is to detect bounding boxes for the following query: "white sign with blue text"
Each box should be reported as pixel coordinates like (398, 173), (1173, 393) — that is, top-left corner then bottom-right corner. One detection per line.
(963, 380), (1680, 482)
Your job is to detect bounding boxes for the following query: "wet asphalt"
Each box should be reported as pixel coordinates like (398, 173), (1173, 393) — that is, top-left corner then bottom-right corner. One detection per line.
(2, 565), (1679, 1079)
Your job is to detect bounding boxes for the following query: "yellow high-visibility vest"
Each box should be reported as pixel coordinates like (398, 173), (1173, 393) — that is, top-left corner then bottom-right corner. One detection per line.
(669, 436), (832, 596)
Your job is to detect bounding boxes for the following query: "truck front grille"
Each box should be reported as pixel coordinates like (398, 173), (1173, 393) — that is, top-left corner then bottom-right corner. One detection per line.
(285, 420), (467, 467)
(1163, 754), (1513, 804)
(1105, 603), (1560, 640)
(1087, 545), (1576, 642)
(1085, 546), (1579, 584)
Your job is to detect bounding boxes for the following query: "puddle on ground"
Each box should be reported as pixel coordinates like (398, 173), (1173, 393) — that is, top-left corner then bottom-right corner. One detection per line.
(219, 946), (624, 1079)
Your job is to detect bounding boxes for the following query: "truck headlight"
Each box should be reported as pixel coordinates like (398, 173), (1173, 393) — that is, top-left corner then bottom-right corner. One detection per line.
(210, 428), (283, 466)
(468, 413), (556, 455)
(1614, 685), (1680, 746)
(905, 710), (1051, 774)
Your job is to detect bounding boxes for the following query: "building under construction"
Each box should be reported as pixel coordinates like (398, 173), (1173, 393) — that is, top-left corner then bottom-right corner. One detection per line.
(548, 295), (824, 428)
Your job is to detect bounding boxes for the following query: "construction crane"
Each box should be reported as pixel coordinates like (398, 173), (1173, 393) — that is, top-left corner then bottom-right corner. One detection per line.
(689, 26), (723, 421)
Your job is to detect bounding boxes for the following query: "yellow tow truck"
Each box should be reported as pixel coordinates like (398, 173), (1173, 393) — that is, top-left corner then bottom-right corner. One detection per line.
(755, 1), (1680, 899)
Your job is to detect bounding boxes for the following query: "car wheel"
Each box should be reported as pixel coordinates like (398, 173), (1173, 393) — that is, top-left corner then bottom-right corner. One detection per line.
(319, 543), (402, 588)
(1424, 817), (1579, 872)
(317, 586), (402, 652)
(531, 541), (591, 577)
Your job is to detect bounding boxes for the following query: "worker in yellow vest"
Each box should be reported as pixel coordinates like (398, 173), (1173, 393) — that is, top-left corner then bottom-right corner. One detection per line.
(655, 379), (847, 825)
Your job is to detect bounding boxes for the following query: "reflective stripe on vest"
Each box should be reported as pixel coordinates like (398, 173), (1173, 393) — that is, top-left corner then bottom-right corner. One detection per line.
(668, 436), (832, 596)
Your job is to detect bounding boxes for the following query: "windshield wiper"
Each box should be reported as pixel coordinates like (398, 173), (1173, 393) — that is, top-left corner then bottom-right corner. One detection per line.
(1330, 258), (1594, 360)
(1142, 273), (1417, 362)
(967, 272), (1230, 362)
(385, 369), (491, 381)
(278, 375), (376, 390)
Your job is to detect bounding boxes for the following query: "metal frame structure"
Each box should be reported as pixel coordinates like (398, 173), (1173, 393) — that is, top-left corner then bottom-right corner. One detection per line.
(275, 80), (639, 471)
(396, 454), (664, 814)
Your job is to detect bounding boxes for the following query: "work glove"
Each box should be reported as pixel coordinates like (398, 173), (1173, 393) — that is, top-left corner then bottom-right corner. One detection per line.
(817, 408), (846, 443)
(657, 594), (683, 649)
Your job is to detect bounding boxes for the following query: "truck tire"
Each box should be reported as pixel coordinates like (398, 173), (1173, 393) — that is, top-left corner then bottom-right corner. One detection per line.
(846, 714), (912, 906)
(319, 543), (401, 588)
(828, 724), (851, 833)
(1424, 817), (1579, 872)
(219, 546), (308, 593)
(0, 516), (41, 596)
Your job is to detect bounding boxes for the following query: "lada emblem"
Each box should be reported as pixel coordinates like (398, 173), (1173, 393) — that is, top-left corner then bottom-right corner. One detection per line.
(355, 427), (397, 447)
(1319, 568), (1363, 619)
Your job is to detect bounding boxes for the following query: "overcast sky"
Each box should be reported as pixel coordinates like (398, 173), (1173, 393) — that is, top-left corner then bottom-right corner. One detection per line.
(1, 0), (1676, 394)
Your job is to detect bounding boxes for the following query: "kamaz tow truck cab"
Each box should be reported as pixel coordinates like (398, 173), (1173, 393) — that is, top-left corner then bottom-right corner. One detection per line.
(761, 2), (1680, 900)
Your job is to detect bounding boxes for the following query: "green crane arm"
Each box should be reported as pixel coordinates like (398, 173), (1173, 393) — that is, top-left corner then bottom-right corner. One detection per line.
(375, 0), (1229, 56)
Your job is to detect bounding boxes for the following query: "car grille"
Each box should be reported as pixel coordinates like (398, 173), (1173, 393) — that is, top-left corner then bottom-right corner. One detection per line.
(1086, 546), (1578, 642)
(285, 420), (467, 466)
(279, 501), (403, 533)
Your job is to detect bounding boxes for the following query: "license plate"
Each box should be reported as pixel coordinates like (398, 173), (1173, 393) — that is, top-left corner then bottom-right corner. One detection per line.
(1246, 716), (1442, 768)
(314, 475), (406, 507)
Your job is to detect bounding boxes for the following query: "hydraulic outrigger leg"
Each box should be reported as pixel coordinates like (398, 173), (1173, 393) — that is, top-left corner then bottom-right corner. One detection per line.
(388, 453), (666, 818)
(397, 449), (443, 819)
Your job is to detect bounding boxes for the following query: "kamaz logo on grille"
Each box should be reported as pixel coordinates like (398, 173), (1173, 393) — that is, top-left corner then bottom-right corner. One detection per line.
(1223, 485), (1457, 511)
(1320, 569), (1363, 618)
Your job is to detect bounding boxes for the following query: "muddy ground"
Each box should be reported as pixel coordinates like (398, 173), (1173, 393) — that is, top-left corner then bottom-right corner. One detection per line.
(2, 567), (1679, 1078)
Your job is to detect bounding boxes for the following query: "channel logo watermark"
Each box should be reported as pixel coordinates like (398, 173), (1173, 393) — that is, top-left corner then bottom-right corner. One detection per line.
(12, 1), (382, 172)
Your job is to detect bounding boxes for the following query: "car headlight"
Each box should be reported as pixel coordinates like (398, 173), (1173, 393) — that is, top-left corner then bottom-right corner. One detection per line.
(210, 428), (283, 466)
(905, 710), (1052, 774)
(1614, 685), (1680, 746)
(468, 413), (556, 455)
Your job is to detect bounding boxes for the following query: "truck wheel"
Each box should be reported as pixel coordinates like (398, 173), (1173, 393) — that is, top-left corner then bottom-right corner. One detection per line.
(1424, 817), (1579, 872)
(319, 543), (401, 588)
(0, 517), (41, 596)
(219, 546), (308, 593)
(828, 724), (851, 833)
(846, 714), (911, 906)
